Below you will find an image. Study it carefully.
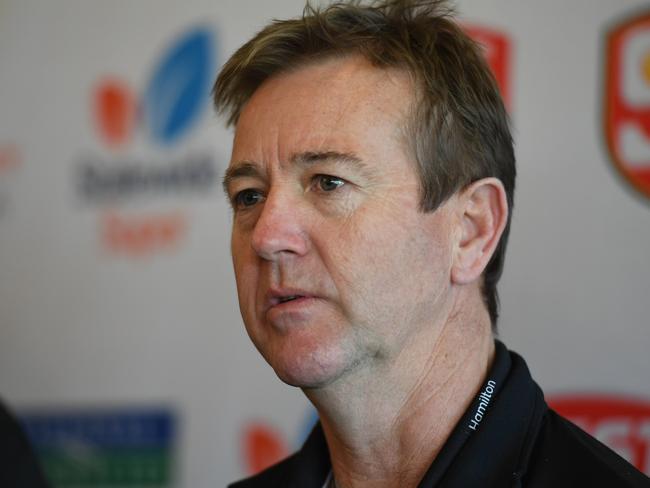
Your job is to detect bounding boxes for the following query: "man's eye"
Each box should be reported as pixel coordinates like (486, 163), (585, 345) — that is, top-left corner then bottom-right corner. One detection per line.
(314, 175), (345, 192)
(234, 189), (264, 209)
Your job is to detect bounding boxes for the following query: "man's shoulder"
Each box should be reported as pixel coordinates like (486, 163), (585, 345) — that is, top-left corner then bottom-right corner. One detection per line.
(227, 452), (300, 488)
(524, 408), (650, 487)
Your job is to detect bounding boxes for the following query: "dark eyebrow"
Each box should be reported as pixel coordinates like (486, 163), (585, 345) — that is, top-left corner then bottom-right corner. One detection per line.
(291, 150), (375, 180)
(291, 150), (362, 167)
(222, 161), (261, 194)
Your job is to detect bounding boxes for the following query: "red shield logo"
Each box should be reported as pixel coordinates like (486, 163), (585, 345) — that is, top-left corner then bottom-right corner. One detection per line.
(548, 394), (650, 474)
(465, 25), (512, 110)
(604, 10), (650, 200)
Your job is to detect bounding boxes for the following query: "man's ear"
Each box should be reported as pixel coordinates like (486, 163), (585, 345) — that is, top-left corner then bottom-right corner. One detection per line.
(451, 178), (508, 285)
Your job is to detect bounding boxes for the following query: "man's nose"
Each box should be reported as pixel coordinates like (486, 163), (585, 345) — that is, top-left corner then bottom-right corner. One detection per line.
(250, 191), (310, 261)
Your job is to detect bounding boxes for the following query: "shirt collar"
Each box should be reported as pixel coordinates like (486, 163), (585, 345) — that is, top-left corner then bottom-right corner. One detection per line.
(285, 341), (546, 488)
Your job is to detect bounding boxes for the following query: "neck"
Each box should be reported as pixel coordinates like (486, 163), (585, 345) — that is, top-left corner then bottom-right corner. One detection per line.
(305, 289), (495, 488)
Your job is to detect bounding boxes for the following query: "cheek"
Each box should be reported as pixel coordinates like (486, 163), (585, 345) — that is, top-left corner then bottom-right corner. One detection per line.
(231, 226), (256, 273)
(324, 207), (453, 322)
(231, 233), (258, 317)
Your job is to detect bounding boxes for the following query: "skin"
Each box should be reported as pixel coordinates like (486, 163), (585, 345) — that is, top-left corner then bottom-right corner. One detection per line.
(224, 55), (508, 487)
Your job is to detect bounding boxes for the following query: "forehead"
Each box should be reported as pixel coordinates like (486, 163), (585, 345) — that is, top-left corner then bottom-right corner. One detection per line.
(230, 55), (415, 169)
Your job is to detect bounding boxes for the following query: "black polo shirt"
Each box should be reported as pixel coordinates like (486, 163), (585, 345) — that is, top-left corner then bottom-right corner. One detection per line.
(229, 342), (650, 487)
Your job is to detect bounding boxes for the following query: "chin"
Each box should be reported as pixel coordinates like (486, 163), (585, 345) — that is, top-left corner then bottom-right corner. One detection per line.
(274, 367), (330, 389)
(264, 336), (354, 389)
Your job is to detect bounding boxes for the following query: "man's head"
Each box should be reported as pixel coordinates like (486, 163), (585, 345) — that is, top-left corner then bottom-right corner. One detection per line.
(215, 0), (515, 330)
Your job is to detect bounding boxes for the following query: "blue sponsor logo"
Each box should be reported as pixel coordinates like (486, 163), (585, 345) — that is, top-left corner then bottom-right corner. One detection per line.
(20, 408), (177, 487)
(144, 28), (214, 146)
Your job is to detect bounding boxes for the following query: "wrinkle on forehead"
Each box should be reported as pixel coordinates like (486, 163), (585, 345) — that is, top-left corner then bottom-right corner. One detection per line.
(230, 54), (416, 169)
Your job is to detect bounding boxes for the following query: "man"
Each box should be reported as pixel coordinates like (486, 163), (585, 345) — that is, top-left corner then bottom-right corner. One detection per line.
(214, 1), (650, 486)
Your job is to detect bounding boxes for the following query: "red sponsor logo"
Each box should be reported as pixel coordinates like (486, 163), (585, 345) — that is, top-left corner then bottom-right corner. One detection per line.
(242, 423), (288, 475)
(465, 25), (513, 110)
(94, 79), (137, 149)
(604, 10), (650, 200)
(101, 211), (186, 257)
(241, 409), (319, 476)
(548, 394), (650, 474)
(0, 143), (21, 173)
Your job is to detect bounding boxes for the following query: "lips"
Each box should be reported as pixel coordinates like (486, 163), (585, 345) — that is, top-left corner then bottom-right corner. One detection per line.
(266, 288), (315, 309)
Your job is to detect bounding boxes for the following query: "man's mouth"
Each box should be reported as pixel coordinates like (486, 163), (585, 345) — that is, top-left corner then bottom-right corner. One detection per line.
(278, 295), (302, 304)
(267, 289), (313, 308)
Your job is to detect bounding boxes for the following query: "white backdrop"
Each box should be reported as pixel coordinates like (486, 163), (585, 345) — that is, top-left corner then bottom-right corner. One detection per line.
(1, 1), (649, 486)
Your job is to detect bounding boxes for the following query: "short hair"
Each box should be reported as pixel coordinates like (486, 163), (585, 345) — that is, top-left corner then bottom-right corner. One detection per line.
(213, 0), (515, 329)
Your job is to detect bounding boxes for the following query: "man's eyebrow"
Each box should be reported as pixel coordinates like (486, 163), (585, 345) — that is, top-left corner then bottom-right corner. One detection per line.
(291, 150), (363, 167)
(291, 150), (375, 179)
(223, 150), (369, 194)
(222, 161), (261, 194)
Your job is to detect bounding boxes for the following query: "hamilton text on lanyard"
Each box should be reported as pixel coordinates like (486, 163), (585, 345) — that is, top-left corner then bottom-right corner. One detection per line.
(468, 380), (497, 431)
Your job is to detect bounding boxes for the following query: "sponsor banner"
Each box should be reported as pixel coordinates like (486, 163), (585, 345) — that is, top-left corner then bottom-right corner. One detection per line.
(79, 25), (219, 258)
(548, 394), (650, 474)
(19, 407), (177, 487)
(604, 9), (650, 200)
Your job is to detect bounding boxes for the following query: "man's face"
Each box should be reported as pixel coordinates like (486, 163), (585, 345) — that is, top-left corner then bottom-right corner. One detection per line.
(225, 56), (458, 388)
